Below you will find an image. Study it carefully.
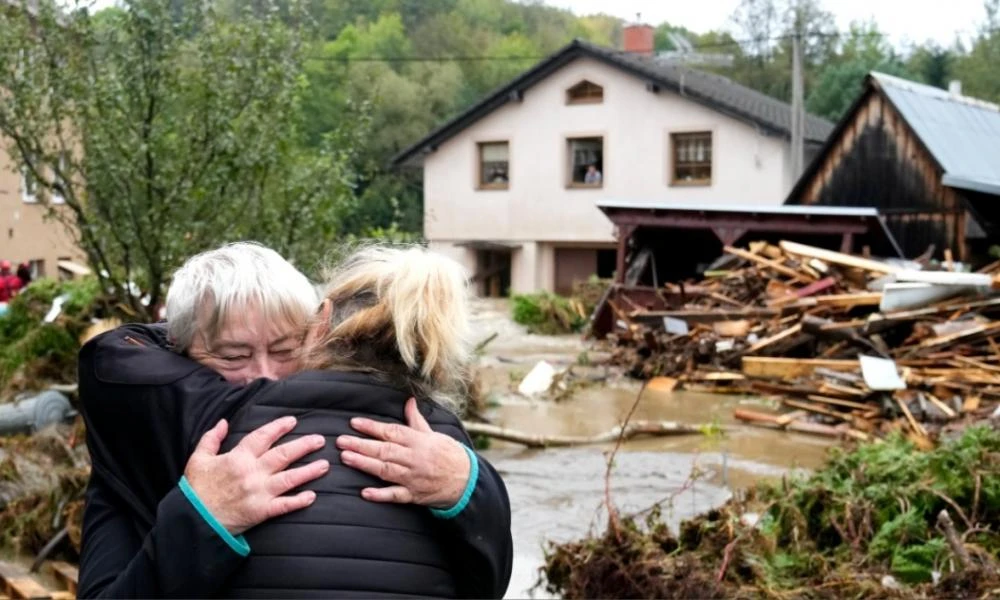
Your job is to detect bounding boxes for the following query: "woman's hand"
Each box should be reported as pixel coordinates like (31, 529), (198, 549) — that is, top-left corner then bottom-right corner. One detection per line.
(184, 416), (330, 535)
(336, 398), (471, 508)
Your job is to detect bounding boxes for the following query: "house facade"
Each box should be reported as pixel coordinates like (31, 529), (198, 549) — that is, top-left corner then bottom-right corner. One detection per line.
(0, 142), (83, 281)
(394, 31), (833, 295)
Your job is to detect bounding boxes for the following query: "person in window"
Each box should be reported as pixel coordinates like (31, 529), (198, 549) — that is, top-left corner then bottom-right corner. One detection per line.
(584, 164), (602, 185)
(78, 242), (512, 599)
(490, 169), (508, 184)
(16, 262), (31, 289)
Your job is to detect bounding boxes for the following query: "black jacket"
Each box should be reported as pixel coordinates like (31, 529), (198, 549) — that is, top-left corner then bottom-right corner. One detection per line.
(78, 323), (512, 598)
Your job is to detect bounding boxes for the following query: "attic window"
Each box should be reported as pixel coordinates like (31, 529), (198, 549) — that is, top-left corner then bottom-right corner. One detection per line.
(566, 80), (603, 104)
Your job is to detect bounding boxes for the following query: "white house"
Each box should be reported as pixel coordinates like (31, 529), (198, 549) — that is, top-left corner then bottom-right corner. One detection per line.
(392, 26), (833, 296)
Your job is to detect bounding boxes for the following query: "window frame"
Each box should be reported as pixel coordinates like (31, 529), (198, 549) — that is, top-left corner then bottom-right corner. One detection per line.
(566, 80), (604, 105)
(566, 135), (605, 189)
(476, 140), (510, 191)
(51, 151), (69, 205)
(669, 131), (714, 187)
(21, 166), (38, 204)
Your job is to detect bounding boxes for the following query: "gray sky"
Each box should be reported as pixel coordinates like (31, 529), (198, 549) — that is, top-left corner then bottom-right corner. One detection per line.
(540, 0), (988, 49)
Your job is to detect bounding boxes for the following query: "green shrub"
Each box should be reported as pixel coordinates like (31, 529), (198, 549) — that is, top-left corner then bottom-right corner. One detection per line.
(511, 292), (585, 335)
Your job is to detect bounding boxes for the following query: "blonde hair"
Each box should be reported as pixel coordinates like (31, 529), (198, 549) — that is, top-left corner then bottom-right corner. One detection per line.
(304, 245), (473, 411)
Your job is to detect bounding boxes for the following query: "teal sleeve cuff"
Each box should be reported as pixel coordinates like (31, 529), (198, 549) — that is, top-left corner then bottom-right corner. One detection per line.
(430, 445), (479, 520)
(178, 476), (251, 557)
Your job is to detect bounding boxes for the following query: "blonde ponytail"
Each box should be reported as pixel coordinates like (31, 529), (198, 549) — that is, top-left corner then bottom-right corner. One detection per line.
(304, 244), (473, 411)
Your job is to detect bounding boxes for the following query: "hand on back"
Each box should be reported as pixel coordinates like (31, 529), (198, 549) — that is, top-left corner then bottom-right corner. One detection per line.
(336, 398), (471, 509)
(184, 416), (329, 535)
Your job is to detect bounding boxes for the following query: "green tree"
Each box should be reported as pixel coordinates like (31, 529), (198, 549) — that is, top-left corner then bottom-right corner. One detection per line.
(906, 43), (954, 89)
(806, 22), (910, 120)
(952, 0), (1000, 102)
(0, 0), (357, 318)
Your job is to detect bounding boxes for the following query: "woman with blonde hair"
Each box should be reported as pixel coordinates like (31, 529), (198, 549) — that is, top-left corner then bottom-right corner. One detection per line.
(80, 243), (512, 599)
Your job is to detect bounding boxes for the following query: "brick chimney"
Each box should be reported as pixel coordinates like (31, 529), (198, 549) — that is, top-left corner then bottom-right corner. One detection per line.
(623, 22), (654, 56)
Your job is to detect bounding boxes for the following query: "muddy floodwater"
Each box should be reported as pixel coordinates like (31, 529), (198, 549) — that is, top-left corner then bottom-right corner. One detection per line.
(468, 299), (834, 598)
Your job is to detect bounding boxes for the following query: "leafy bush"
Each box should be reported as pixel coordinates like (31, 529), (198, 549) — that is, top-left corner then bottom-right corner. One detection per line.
(0, 277), (103, 398)
(512, 292), (586, 334)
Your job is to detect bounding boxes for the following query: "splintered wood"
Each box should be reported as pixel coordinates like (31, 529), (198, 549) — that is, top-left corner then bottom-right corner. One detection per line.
(601, 240), (1000, 444)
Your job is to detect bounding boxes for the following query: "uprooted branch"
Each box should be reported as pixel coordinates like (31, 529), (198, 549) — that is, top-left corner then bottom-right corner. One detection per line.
(462, 420), (720, 448)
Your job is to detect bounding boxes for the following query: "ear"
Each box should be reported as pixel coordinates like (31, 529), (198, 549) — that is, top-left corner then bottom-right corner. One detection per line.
(304, 299), (333, 348)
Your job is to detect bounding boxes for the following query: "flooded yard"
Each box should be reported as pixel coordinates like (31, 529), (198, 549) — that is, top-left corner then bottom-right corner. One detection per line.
(469, 299), (833, 598)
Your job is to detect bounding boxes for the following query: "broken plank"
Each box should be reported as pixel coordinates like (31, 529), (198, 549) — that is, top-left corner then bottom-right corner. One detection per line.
(631, 307), (782, 324)
(963, 395), (981, 412)
(744, 324), (803, 355)
(734, 410), (846, 438)
(742, 357), (858, 379)
(787, 292), (883, 309)
(783, 399), (851, 421)
(646, 376), (679, 393)
(918, 322), (1000, 349)
(951, 355), (1000, 374)
(895, 395), (928, 437)
(924, 393), (957, 419)
(0, 563), (50, 600)
(47, 563), (77, 596)
(775, 410), (810, 426)
(806, 394), (872, 411)
(769, 276), (838, 306)
(818, 381), (868, 396)
(779, 240), (903, 274)
(724, 245), (815, 283)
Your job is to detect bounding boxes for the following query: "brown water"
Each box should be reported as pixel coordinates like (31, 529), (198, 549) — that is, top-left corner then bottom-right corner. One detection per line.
(484, 386), (833, 598)
(468, 298), (834, 598)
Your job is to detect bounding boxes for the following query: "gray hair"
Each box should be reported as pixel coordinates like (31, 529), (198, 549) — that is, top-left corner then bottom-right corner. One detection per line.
(165, 242), (319, 351)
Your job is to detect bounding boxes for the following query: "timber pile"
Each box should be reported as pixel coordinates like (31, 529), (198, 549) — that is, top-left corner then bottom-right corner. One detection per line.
(603, 240), (1000, 444)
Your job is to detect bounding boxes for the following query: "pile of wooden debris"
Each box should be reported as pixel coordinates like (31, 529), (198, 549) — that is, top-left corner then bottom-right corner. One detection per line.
(594, 240), (1000, 445)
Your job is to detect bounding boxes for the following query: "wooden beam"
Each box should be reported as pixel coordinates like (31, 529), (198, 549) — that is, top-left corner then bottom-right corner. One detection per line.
(47, 563), (77, 596)
(724, 245), (814, 283)
(744, 323), (803, 354)
(741, 356), (859, 379)
(779, 240), (902, 274)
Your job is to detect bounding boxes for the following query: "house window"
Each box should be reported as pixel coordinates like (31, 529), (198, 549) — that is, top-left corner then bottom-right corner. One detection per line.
(52, 152), (69, 204)
(671, 132), (712, 185)
(567, 80), (603, 104)
(21, 167), (38, 203)
(568, 137), (603, 187)
(477, 141), (509, 189)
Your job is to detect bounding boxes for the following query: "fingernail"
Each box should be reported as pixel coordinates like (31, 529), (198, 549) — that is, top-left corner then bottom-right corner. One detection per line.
(283, 416), (297, 426)
(311, 435), (325, 448)
(305, 491), (317, 503)
(319, 459), (330, 472)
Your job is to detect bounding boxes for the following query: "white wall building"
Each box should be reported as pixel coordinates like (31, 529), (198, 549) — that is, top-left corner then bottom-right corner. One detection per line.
(393, 28), (832, 295)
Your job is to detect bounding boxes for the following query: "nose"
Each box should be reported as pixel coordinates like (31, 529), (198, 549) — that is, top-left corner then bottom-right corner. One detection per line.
(249, 355), (280, 381)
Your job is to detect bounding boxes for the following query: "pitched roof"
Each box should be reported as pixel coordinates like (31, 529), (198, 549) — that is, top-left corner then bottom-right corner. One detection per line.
(871, 72), (1000, 196)
(391, 39), (834, 167)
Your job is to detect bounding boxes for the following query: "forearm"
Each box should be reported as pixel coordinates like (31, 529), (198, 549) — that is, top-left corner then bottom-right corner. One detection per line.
(434, 453), (513, 599)
(79, 481), (248, 599)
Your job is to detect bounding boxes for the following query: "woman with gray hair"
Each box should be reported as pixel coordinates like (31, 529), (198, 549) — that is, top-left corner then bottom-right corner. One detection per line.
(80, 243), (512, 598)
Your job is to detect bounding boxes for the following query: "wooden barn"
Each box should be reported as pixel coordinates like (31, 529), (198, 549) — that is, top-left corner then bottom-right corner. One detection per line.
(786, 72), (1000, 264)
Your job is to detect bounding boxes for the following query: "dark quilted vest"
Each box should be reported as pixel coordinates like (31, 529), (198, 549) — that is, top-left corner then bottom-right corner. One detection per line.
(218, 371), (467, 599)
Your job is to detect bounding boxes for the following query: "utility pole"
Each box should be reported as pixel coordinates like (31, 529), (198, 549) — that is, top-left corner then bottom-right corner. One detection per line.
(790, 0), (805, 178)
